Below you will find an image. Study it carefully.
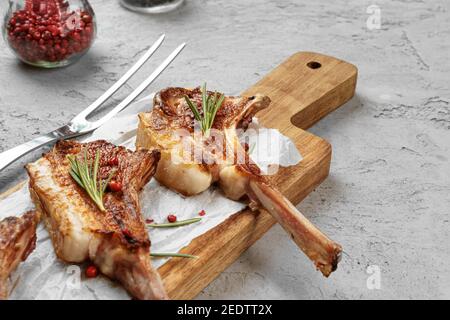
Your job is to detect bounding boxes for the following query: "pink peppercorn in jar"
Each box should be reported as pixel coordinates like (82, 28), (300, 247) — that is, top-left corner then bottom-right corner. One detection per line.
(2, 0), (96, 68)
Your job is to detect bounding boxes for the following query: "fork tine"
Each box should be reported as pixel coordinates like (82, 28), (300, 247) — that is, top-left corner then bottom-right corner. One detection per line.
(71, 34), (166, 123)
(90, 43), (186, 129)
(0, 36), (183, 172)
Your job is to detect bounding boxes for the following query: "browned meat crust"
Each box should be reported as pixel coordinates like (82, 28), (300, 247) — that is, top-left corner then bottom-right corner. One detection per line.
(0, 211), (39, 300)
(150, 87), (270, 132)
(137, 86), (342, 277)
(26, 140), (167, 300)
(44, 140), (160, 249)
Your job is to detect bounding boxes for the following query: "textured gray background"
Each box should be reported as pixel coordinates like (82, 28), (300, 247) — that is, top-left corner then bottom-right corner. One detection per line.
(1, 0), (449, 299)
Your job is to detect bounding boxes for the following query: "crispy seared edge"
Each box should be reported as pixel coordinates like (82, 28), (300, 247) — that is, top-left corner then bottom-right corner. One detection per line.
(0, 210), (39, 299)
(26, 140), (167, 299)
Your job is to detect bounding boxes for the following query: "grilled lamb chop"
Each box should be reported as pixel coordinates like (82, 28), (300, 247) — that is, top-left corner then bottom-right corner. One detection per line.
(0, 210), (39, 300)
(26, 140), (167, 300)
(136, 87), (342, 276)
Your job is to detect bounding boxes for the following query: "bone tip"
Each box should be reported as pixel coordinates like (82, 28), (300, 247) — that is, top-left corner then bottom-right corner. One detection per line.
(319, 244), (343, 277)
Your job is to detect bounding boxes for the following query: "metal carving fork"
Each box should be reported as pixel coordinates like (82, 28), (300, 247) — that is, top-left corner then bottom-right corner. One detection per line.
(0, 34), (186, 172)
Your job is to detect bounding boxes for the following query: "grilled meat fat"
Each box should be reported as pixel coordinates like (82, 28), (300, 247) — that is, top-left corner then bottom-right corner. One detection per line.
(136, 87), (342, 276)
(0, 210), (39, 300)
(26, 140), (167, 300)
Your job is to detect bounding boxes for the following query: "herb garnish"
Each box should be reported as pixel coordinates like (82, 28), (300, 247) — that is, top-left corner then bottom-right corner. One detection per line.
(147, 217), (202, 228)
(150, 252), (198, 259)
(67, 150), (115, 212)
(184, 83), (225, 135)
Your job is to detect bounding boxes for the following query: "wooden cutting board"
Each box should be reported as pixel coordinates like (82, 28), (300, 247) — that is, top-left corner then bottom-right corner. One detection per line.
(158, 52), (357, 299)
(0, 52), (357, 300)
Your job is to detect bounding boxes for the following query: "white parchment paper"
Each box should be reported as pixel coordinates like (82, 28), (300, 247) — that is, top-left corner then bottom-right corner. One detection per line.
(0, 95), (302, 300)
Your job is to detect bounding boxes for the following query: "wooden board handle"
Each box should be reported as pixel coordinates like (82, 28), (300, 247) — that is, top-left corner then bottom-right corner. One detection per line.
(243, 52), (358, 131)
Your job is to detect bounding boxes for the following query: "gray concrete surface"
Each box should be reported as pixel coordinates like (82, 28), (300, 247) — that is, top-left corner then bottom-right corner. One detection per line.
(1, 0), (449, 299)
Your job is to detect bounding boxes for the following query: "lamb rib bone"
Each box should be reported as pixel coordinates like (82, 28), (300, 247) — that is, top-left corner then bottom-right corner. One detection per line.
(136, 87), (342, 276)
(26, 140), (167, 299)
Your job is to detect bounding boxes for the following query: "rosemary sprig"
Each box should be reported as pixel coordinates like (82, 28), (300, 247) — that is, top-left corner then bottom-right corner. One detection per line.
(184, 83), (225, 135)
(248, 142), (256, 155)
(147, 217), (202, 228)
(67, 150), (115, 212)
(150, 252), (198, 259)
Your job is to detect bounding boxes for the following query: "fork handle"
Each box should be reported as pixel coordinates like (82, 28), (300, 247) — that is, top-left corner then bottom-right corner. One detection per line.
(0, 133), (57, 172)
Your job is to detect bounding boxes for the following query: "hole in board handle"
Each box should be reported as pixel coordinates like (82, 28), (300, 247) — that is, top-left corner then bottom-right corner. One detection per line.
(307, 61), (321, 69)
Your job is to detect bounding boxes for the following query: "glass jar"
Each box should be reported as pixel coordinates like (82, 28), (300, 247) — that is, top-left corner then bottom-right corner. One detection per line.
(120, 0), (184, 14)
(2, 0), (96, 68)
